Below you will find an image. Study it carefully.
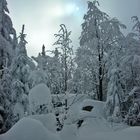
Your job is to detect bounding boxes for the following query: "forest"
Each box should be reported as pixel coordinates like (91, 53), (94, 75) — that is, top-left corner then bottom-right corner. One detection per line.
(0, 0), (140, 140)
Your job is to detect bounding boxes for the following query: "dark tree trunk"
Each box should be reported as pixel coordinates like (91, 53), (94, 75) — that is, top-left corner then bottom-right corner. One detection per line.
(0, 49), (4, 78)
(99, 67), (103, 101)
(64, 47), (68, 110)
(98, 53), (103, 101)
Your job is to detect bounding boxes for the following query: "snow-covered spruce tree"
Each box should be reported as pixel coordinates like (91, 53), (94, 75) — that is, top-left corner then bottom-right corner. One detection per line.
(46, 48), (63, 95)
(68, 67), (86, 95)
(31, 45), (62, 95)
(76, 1), (126, 101)
(32, 44), (50, 71)
(121, 35), (140, 93)
(0, 0), (16, 72)
(11, 25), (35, 90)
(30, 45), (49, 88)
(10, 25), (34, 126)
(132, 16), (140, 38)
(121, 17), (140, 126)
(105, 67), (124, 122)
(118, 17), (140, 99)
(0, 0), (17, 133)
(124, 89), (140, 126)
(105, 19), (126, 119)
(54, 24), (74, 109)
(0, 69), (14, 132)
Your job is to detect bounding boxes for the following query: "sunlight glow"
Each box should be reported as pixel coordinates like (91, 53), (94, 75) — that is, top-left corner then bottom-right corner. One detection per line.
(50, 4), (64, 17)
(66, 3), (76, 14)
(49, 3), (80, 17)
(66, 3), (80, 15)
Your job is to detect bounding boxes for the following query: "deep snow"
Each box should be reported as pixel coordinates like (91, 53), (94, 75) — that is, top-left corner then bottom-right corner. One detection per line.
(0, 99), (140, 140)
(0, 118), (60, 140)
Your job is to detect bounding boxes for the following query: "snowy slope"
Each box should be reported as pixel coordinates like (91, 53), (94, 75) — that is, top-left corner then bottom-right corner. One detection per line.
(0, 118), (60, 140)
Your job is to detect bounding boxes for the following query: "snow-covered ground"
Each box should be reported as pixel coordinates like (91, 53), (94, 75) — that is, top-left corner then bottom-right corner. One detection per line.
(77, 127), (140, 140)
(0, 118), (60, 140)
(0, 116), (139, 140)
(28, 113), (57, 133)
(0, 99), (140, 140)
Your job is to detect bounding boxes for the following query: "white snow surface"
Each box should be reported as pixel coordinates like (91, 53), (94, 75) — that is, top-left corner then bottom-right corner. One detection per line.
(29, 83), (52, 112)
(0, 118), (60, 140)
(77, 126), (140, 140)
(60, 124), (77, 140)
(0, 100), (140, 140)
(0, 117), (139, 140)
(28, 113), (57, 133)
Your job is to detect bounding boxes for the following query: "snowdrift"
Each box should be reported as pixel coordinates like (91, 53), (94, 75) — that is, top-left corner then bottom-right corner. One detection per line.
(78, 126), (140, 140)
(28, 113), (57, 133)
(0, 118), (60, 140)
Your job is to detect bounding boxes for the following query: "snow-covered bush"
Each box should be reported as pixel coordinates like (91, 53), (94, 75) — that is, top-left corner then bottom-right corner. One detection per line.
(28, 69), (48, 88)
(123, 87), (140, 126)
(0, 106), (4, 132)
(125, 102), (140, 126)
(29, 83), (53, 115)
(65, 99), (105, 127)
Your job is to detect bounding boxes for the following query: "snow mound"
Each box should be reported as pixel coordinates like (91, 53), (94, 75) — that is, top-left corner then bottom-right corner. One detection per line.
(66, 99), (105, 124)
(28, 113), (57, 132)
(29, 83), (52, 113)
(1, 118), (60, 140)
(80, 99), (105, 117)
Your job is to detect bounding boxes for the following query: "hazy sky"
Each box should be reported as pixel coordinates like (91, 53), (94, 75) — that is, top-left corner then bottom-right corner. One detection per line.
(7, 0), (140, 56)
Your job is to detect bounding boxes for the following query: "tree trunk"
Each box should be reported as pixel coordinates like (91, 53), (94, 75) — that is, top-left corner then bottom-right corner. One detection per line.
(98, 53), (103, 101)
(64, 47), (68, 110)
(0, 49), (4, 78)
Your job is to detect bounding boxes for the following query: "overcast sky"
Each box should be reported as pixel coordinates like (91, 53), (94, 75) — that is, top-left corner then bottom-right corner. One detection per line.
(7, 0), (140, 56)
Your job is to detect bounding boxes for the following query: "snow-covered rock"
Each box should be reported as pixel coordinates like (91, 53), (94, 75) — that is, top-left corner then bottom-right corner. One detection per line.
(80, 99), (105, 117)
(29, 83), (52, 114)
(66, 99), (105, 124)
(0, 118), (60, 140)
